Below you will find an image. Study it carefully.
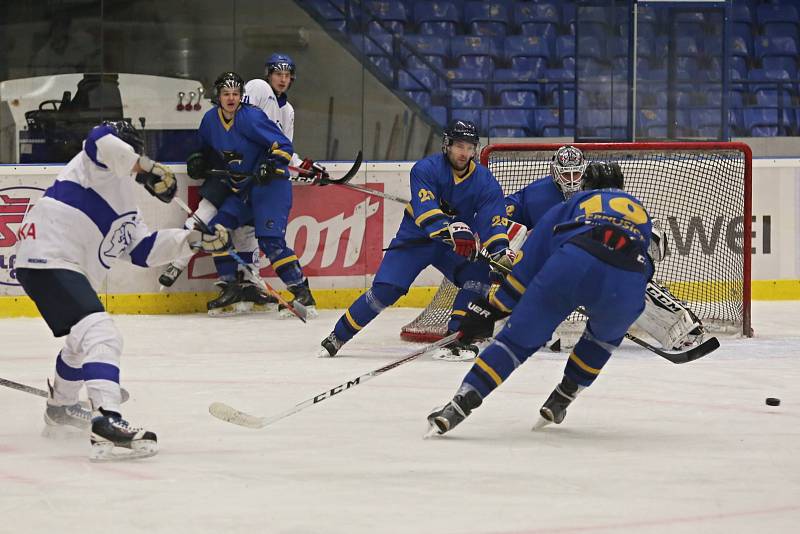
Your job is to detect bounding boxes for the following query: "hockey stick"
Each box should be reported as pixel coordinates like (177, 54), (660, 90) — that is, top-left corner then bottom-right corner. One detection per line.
(571, 308), (719, 364)
(173, 196), (308, 323)
(0, 377), (130, 408)
(209, 332), (461, 429)
(206, 150), (364, 186)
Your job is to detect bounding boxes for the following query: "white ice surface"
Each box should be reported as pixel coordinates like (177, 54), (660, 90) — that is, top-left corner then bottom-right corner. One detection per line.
(1, 302), (799, 534)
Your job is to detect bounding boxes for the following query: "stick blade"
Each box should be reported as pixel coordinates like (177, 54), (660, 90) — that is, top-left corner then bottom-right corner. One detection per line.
(326, 150), (363, 185)
(655, 336), (720, 364)
(209, 402), (266, 429)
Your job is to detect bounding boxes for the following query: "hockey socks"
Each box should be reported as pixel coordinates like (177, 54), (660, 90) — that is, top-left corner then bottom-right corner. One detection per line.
(462, 338), (526, 398)
(332, 284), (404, 344)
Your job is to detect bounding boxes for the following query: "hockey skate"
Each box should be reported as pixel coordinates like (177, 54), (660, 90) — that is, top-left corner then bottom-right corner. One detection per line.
(533, 377), (580, 430)
(158, 263), (184, 288)
(43, 380), (91, 435)
(430, 338), (479, 362)
(207, 278), (251, 316)
(240, 280), (278, 312)
(318, 332), (345, 358)
(425, 389), (482, 437)
(279, 279), (318, 319)
(89, 409), (158, 462)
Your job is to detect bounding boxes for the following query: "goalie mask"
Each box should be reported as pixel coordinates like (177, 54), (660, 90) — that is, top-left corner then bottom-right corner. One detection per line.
(551, 145), (588, 199)
(212, 71), (245, 105)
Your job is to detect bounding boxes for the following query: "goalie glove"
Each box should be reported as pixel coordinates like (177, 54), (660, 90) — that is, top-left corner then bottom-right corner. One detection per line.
(435, 222), (478, 260)
(648, 219), (666, 263)
(458, 296), (509, 344)
(488, 247), (516, 281)
(188, 223), (230, 253)
(136, 155), (177, 203)
(297, 157), (330, 185)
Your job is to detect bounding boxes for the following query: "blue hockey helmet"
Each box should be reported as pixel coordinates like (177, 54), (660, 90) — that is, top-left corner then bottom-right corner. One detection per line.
(266, 53), (296, 80)
(102, 120), (144, 154)
(212, 71), (245, 105)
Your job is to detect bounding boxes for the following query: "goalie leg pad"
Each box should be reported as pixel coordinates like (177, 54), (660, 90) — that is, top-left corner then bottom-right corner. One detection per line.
(332, 283), (406, 343)
(633, 282), (705, 350)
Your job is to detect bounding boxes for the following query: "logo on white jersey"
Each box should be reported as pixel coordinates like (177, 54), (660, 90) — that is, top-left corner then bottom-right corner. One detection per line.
(100, 213), (137, 268)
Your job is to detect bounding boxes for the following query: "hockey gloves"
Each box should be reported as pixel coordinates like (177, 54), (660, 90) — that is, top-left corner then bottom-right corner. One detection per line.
(458, 296), (508, 344)
(298, 157), (330, 185)
(489, 248), (515, 275)
(186, 152), (209, 180)
(441, 222), (478, 260)
(136, 156), (177, 203)
(256, 155), (287, 184)
(189, 223), (230, 253)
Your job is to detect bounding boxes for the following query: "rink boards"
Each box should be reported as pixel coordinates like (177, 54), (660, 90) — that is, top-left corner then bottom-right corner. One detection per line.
(0, 159), (798, 316)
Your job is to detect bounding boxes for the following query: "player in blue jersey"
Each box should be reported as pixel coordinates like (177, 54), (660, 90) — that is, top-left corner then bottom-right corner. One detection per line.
(182, 71), (318, 316)
(317, 119), (516, 358)
(426, 161), (655, 435)
(15, 121), (230, 460)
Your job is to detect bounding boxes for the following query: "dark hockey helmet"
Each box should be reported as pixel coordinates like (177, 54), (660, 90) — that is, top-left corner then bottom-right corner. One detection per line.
(103, 120), (144, 154)
(443, 119), (479, 147)
(266, 53), (296, 80)
(550, 145), (588, 199)
(581, 161), (624, 191)
(212, 71), (245, 105)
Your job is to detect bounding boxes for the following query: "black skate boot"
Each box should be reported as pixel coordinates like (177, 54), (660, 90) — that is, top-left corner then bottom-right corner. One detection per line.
(207, 277), (248, 316)
(426, 389), (483, 436)
(240, 280), (278, 312)
(431, 336), (480, 362)
(533, 376), (581, 430)
(158, 263), (184, 288)
(317, 332), (345, 358)
(280, 279), (318, 319)
(43, 380), (91, 433)
(90, 408), (158, 462)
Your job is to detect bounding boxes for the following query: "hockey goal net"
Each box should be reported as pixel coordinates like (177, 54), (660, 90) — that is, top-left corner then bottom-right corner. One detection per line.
(401, 142), (752, 341)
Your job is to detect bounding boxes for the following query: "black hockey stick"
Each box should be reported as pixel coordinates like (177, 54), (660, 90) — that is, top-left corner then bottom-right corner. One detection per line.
(572, 308), (719, 364)
(0, 377), (130, 408)
(205, 150), (363, 186)
(209, 332), (460, 429)
(172, 197), (308, 323)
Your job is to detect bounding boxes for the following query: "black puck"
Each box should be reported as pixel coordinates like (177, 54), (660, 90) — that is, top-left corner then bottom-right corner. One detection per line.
(766, 397), (781, 406)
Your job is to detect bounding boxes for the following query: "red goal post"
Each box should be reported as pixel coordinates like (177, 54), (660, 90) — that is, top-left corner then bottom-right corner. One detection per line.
(400, 141), (752, 341)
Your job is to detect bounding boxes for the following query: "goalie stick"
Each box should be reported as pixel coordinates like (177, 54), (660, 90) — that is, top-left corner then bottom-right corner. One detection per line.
(0, 377), (130, 407)
(209, 332), (460, 429)
(172, 197), (308, 323)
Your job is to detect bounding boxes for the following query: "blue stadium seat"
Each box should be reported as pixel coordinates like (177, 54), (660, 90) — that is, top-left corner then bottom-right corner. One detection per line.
(406, 91), (431, 108)
(368, 56), (394, 81)
(748, 68), (792, 94)
(401, 35), (448, 70)
(446, 67), (488, 98)
(427, 105), (448, 127)
(464, 1), (510, 37)
(676, 57), (700, 81)
(638, 109), (667, 138)
(398, 68), (444, 92)
(351, 33), (393, 56)
(514, 2), (560, 37)
(672, 12), (705, 41)
(743, 107), (794, 136)
(520, 22), (557, 39)
(761, 57), (798, 80)
(553, 88), (576, 109)
(691, 108), (723, 132)
(555, 35), (576, 65)
(754, 89), (793, 107)
(451, 36), (501, 77)
(414, 1), (460, 36)
(577, 36), (605, 61)
(450, 89), (484, 108)
(308, 0), (345, 24)
(757, 4), (800, 40)
(492, 68), (542, 101)
(365, 1), (408, 35)
(754, 36), (798, 63)
(504, 35), (551, 69)
(543, 67), (575, 106)
(454, 108), (489, 133)
(534, 108), (575, 136)
(499, 90), (537, 108)
(486, 109), (532, 136)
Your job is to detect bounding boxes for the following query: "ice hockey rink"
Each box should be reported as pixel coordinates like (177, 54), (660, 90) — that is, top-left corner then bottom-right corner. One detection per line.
(1, 302), (798, 534)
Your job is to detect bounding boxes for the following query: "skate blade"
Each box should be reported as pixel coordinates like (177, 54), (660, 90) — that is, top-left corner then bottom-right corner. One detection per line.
(532, 417), (552, 431)
(423, 423), (442, 439)
(250, 303), (279, 313)
(279, 305), (318, 320)
(430, 348), (476, 362)
(89, 440), (158, 462)
(208, 302), (252, 317)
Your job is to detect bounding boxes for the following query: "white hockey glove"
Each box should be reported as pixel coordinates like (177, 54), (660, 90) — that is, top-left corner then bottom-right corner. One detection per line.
(435, 222), (479, 260)
(189, 223), (230, 253)
(136, 155), (177, 203)
(648, 219), (666, 263)
(633, 282), (706, 350)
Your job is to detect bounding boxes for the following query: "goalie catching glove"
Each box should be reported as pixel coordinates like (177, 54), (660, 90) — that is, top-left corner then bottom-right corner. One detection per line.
(488, 247), (515, 280)
(458, 295), (509, 344)
(433, 222), (478, 260)
(136, 156), (177, 203)
(189, 223), (230, 253)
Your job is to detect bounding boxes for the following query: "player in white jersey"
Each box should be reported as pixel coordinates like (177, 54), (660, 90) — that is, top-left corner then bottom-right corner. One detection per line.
(159, 54), (325, 316)
(15, 121), (230, 461)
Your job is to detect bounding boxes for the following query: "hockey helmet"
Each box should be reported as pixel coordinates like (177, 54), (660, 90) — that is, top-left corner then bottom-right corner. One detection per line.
(266, 53), (296, 80)
(550, 145), (588, 199)
(212, 71), (245, 104)
(442, 119), (480, 148)
(103, 120), (144, 154)
(581, 161), (624, 191)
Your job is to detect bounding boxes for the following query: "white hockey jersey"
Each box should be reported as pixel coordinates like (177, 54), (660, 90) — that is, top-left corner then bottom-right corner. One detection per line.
(243, 78), (302, 166)
(15, 130), (196, 290)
